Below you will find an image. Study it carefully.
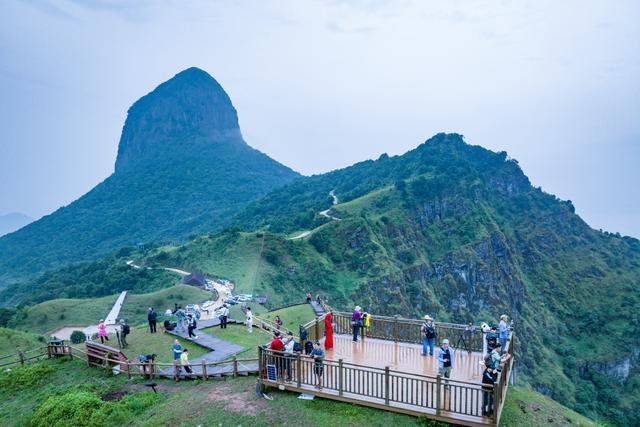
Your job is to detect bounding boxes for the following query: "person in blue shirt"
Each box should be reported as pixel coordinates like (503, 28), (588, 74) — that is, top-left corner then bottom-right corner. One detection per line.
(172, 339), (183, 376)
(499, 315), (509, 354)
(437, 339), (454, 383)
(310, 340), (325, 389)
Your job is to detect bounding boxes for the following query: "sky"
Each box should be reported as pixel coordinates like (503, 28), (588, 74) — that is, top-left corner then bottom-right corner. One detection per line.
(0, 0), (638, 237)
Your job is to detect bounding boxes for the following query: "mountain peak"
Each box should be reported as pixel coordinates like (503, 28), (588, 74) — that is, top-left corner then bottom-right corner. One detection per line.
(115, 67), (243, 172)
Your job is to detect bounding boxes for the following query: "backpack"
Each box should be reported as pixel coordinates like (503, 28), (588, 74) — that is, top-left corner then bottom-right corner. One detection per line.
(122, 324), (130, 334)
(486, 332), (498, 348)
(293, 342), (303, 353)
(304, 341), (314, 355)
(422, 322), (436, 339)
(299, 325), (308, 341)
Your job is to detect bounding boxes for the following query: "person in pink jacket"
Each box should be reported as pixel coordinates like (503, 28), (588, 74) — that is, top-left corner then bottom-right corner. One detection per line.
(98, 319), (109, 344)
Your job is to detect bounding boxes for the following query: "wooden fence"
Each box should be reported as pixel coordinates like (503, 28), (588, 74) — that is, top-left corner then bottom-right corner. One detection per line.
(331, 311), (484, 352)
(259, 346), (499, 425)
(0, 342), (258, 382)
(285, 311), (515, 426)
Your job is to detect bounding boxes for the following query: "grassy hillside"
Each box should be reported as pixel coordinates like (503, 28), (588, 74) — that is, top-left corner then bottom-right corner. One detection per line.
(501, 387), (599, 426)
(0, 356), (597, 427)
(4, 285), (211, 335)
(0, 328), (48, 362)
(0, 254), (180, 307)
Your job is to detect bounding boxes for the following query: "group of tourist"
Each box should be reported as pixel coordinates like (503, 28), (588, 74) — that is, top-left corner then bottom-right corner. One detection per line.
(267, 330), (326, 389)
(96, 318), (130, 348)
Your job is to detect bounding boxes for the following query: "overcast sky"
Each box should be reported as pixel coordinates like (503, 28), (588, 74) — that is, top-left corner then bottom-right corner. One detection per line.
(0, 0), (638, 237)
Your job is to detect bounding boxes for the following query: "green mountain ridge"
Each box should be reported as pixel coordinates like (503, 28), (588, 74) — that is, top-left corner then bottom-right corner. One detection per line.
(4, 133), (636, 423)
(0, 68), (299, 287)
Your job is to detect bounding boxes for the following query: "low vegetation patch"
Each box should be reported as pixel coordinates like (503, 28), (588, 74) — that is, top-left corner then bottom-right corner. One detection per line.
(0, 363), (55, 390)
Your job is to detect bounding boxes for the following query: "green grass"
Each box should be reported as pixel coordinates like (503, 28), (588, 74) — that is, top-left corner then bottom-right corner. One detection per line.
(0, 356), (599, 427)
(118, 285), (212, 326)
(105, 325), (210, 364)
(0, 328), (49, 365)
(202, 324), (267, 358)
(259, 303), (317, 331)
(18, 294), (118, 334)
(501, 386), (600, 426)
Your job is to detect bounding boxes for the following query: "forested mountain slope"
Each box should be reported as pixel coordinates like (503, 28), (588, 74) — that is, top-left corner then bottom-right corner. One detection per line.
(0, 68), (299, 287)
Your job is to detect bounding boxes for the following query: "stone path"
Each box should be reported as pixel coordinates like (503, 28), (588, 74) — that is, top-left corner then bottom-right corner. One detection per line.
(158, 319), (254, 378)
(310, 300), (326, 317)
(105, 291), (128, 325)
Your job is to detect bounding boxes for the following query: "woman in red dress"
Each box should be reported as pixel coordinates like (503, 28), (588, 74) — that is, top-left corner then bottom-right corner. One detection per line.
(324, 312), (334, 350)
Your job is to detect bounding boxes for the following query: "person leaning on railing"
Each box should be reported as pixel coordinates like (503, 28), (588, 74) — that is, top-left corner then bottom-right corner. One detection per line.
(482, 366), (498, 416)
(437, 339), (454, 383)
(310, 340), (325, 389)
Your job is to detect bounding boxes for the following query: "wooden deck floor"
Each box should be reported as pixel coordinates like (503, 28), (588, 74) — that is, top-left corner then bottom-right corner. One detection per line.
(323, 334), (485, 383)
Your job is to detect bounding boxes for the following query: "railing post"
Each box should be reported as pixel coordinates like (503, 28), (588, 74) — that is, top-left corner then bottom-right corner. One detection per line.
(314, 317), (319, 341)
(18, 351), (24, 366)
(233, 355), (238, 377)
(201, 359), (207, 380)
(127, 361), (131, 380)
(296, 353), (302, 388)
(393, 316), (398, 342)
(47, 345), (51, 358)
(493, 381), (500, 424)
(338, 359), (344, 396)
(384, 366), (390, 405)
(436, 374), (441, 415)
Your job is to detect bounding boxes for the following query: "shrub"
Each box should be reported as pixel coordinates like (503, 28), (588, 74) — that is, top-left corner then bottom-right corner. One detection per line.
(29, 390), (106, 427)
(0, 363), (55, 390)
(70, 330), (86, 344)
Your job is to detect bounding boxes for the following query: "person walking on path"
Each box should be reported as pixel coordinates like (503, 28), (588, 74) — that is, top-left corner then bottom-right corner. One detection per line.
(351, 306), (362, 342)
(499, 314), (509, 353)
(310, 340), (325, 389)
(187, 315), (198, 339)
(172, 339), (183, 378)
(147, 307), (157, 333)
(218, 304), (229, 329)
(437, 339), (454, 382)
(324, 312), (334, 350)
(246, 307), (253, 333)
(274, 315), (283, 332)
(482, 366), (498, 416)
(97, 319), (109, 344)
(119, 319), (130, 348)
(180, 348), (193, 378)
(421, 315), (436, 356)
(306, 293), (312, 304)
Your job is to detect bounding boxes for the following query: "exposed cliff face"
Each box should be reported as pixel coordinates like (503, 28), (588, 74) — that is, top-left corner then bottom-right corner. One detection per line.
(115, 67), (243, 172)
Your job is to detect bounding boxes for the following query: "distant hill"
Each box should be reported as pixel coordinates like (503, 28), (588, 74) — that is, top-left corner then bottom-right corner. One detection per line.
(0, 68), (299, 287)
(0, 213), (33, 237)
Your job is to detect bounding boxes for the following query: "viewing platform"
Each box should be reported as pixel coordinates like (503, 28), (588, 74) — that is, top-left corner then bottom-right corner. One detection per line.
(259, 311), (515, 427)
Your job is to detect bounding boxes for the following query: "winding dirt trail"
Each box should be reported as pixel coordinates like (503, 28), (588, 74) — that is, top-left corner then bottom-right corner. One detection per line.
(289, 190), (340, 240)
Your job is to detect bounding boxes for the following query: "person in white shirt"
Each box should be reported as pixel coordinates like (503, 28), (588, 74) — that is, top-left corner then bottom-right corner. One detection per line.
(219, 304), (229, 329)
(246, 307), (253, 333)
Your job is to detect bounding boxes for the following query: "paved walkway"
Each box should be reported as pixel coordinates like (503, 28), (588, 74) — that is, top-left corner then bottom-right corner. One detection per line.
(159, 321), (250, 378)
(310, 301), (326, 316)
(105, 291), (127, 325)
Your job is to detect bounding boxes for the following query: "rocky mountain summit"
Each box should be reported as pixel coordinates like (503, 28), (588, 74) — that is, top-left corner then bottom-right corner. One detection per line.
(0, 68), (299, 286)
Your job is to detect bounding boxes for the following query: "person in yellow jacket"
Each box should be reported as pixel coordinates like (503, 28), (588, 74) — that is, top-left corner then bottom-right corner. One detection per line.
(362, 310), (371, 337)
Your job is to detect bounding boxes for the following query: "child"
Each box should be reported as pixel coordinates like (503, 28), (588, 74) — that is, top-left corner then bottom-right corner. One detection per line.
(180, 348), (193, 378)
